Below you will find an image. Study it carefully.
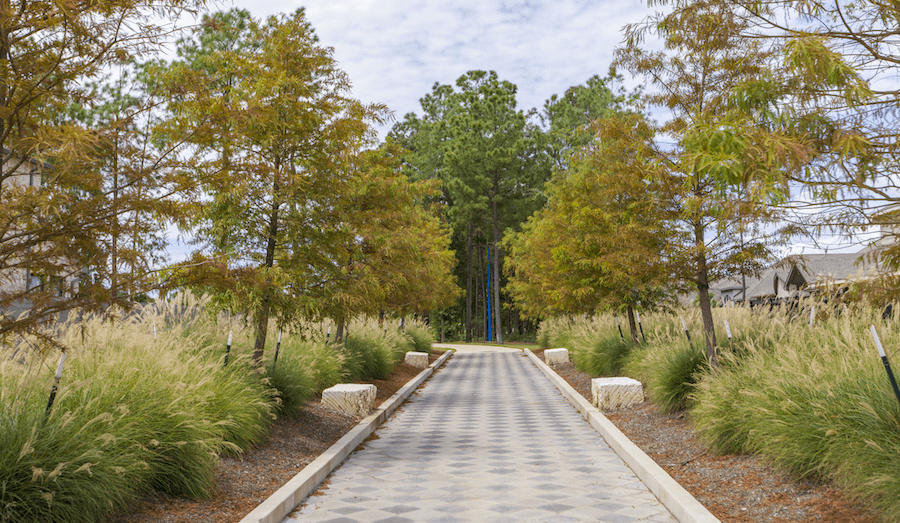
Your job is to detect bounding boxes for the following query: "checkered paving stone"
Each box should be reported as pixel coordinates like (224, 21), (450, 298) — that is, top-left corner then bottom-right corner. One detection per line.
(284, 350), (678, 523)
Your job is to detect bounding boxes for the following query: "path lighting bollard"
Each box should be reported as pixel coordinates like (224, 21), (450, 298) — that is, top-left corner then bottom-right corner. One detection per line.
(680, 317), (691, 342)
(153, 322), (157, 339)
(870, 325), (900, 409)
(272, 330), (283, 371)
(809, 305), (816, 327)
(616, 316), (624, 340)
(327, 326), (331, 341)
(635, 310), (646, 342)
(45, 351), (67, 415)
(724, 318), (732, 343)
(224, 330), (233, 367)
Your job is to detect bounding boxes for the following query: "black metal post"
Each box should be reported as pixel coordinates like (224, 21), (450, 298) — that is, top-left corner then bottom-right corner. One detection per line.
(272, 330), (282, 371)
(224, 330), (232, 367)
(636, 310), (646, 342)
(45, 351), (67, 416)
(871, 326), (900, 409)
(681, 317), (691, 342)
(616, 317), (624, 340)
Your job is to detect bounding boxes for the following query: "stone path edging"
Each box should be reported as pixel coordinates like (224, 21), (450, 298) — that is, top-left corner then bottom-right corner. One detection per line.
(239, 349), (454, 523)
(524, 349), (721, 523)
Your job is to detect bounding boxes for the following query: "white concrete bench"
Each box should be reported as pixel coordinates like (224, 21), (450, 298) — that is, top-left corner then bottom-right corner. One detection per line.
(592, 377), (644, 411)
(544, 348), (569, 366)
(404, 351), (430, 369)
(321, 383), (377, 418)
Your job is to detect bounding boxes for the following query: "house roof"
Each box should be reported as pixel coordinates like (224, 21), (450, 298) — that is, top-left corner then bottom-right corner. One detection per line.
(712, 247), (887, 303)
(785, 248), (881, 288)
(2, 147), (52, 171)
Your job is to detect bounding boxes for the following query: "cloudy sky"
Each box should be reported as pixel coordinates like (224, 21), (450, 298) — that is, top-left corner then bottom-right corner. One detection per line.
(224, 0), (654, 137)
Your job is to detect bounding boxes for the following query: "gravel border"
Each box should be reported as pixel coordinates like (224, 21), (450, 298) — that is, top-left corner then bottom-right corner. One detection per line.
(524, 348), (721, 523)
(239, 350), (454, 523)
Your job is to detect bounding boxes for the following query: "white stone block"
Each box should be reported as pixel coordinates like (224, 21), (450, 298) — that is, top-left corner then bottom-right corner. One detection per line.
(404, 351), (430, 369)
(592, 377), (644, 411)
(321, 383), (377, 418)
(544, 348), (569, 366)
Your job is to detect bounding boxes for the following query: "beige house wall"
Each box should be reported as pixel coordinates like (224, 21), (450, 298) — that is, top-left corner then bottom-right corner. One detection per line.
(1, 154), (49, 299)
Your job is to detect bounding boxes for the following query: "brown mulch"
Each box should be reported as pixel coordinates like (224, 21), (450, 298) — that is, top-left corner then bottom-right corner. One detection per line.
(533, 348), (878, 523)
(110, 348), (879, 523)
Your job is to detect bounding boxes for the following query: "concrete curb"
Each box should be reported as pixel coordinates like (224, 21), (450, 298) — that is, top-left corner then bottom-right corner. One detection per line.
(239, 349), (454, 523)
(524, 349), (721, 523)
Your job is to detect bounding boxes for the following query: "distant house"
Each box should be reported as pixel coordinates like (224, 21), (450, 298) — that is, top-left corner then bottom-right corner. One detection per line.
(713, 277), (750, 304)
(0, 150), (81, 318)
(714, 246), (890, 306)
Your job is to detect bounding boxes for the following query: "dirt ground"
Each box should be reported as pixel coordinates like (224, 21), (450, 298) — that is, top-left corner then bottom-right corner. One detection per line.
(109, 348), (878, 523)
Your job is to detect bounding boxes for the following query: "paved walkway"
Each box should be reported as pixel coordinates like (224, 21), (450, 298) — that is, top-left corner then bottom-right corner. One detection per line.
(284, 345), (678, 523)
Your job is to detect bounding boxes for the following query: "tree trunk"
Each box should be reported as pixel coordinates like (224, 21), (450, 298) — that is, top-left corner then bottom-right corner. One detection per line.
(694, 220), (718, 366)
(335, 322), (344, 344)
(465, 222), (473, 342)
(626, 305), (639, 344)
(491, 199), (503, 345)
(477, 241), (486, 340)
(110, 137), (119, 299)
(253, 175), (281, 364)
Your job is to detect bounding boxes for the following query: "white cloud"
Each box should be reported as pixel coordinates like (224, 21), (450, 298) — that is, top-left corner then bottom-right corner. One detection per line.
(227, 0), (652, 135)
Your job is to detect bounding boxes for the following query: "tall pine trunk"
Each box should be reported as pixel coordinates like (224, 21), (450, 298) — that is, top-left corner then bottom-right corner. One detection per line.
(478, 242), (486, 340)
(465, 222), (473, 342)
(491, 199), (503, 344)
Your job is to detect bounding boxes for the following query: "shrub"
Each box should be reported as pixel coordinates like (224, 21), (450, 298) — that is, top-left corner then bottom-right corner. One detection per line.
(340, 322), (404, 381)
(265, 338), (343, 414)
(0, 388), (154, 523)
(569, 335), (633, 376)
(692, 304), (900, 520)
(649, 342), (708, 413)
(0, 304), (439, 521)
(403, 323), (434, 354)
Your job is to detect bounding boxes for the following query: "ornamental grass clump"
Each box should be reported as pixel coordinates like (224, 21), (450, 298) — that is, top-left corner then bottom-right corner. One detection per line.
(56, 311), (274, 495)
(650, 341), (707, 413)
(553, 315), (629, 376)
(621, 315), (707, 413)
(265, 338), (343, 414)
(0, 370), (152, 523)
(711, 305), (787, 363)
(0, 301), (280, 520)
(403, 321), (435, 353)
(691, 304), (900, 520)
(1, 299), (433, 521)
(536, 316), (574, 349)
(339, 319), (408, 381)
